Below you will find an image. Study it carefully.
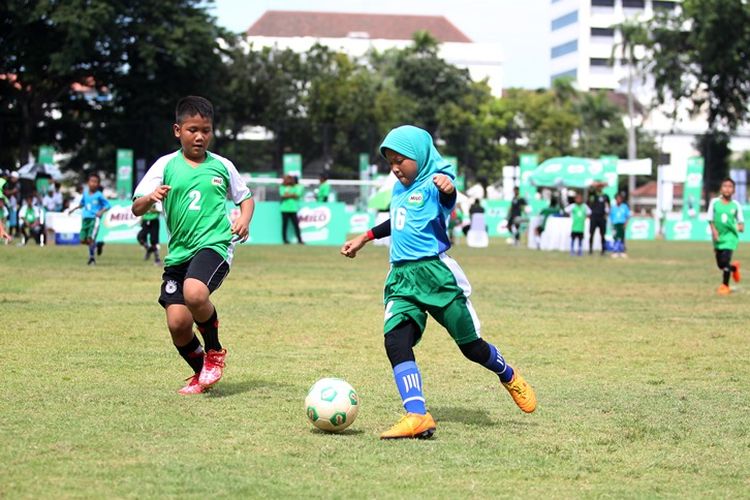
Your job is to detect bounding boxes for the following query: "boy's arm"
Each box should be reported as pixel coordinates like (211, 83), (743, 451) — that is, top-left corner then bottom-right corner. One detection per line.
(96, 194), (111, 218)
(132, 159), (167, 216)
(230, 197), (255, 242)
(707, 199), (718, 240)
(341, 218), (391, 258)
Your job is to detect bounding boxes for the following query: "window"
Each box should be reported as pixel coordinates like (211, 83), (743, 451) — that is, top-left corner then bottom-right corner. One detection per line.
(551, 40), (578, 58)
(659, 153), (671, 166)
(551, 69), (577, 84)
(551, 10), (578, 31)
(591, 27), (615, 37)
(591, 0), (615, 6)
(622, 0), (645, 8)
(590, 58), (613, 67)
(653, 0), (677, 10)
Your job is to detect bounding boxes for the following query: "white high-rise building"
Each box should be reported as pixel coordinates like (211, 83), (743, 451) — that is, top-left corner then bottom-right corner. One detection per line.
(550, 0), (680, 90)
(549, 0), (750, 188)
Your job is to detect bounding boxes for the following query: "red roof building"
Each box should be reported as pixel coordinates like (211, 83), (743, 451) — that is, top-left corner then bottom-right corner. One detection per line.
(247, 11), (472, 43)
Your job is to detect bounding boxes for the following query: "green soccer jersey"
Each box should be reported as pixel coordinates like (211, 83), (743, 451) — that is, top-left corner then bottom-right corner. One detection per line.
(280, 184), (302, 212)
(316, 182), (331, 202)
(565, 203), (590, 233)
(134, 150), (252, 267)
(708, 197), (744, 250)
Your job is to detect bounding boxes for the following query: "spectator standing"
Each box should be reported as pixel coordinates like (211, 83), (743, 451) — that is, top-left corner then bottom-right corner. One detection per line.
(279, 174), (303, 244)
(588, 184), (610, 255)
(609, 193), (631, 258)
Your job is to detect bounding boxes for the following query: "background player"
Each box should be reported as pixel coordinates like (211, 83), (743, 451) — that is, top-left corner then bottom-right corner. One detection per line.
(137, 202), (162, 264)
(67, 173), (110, 264)
(708, 178), (744, 295)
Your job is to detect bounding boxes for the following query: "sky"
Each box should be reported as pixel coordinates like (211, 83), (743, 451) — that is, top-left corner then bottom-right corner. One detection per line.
(210, 0), (549, 89)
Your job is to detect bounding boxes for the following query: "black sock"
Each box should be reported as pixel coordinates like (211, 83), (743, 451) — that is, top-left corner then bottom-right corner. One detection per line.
(176, 335), (204, 374)
(723, 269), (731, 286)
(196, 308), (221, 351)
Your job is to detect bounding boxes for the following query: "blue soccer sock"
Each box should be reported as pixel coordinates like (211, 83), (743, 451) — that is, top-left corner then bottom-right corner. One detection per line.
(88, 241), (96, 259)
(483, 343), (514, 383)
(393, 361), (426, 415)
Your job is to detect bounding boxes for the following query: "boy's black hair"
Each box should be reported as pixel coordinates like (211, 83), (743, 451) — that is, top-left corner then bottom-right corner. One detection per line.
(88, 172), (100, 181)
(175, 96), (214, 124)
(721, 177), (736, 186)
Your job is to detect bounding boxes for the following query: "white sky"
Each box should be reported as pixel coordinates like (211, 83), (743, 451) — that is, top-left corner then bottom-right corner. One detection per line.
(210, 0), (550, 89)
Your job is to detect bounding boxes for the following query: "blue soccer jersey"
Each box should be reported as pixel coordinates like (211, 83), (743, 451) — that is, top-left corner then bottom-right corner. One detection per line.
(389, 176), (454, 263)
(81, 188), (111, 219)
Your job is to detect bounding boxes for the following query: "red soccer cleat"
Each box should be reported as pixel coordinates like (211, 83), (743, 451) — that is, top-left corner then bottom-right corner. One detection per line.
(178, 374), (205, 395)
(199, 349), (227, 387)
(731, 261), (741, 283)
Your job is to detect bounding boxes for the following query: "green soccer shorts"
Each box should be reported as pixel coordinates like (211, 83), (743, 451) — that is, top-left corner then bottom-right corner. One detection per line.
(383, 254), (481, 345)
(79, 218), (100, 242)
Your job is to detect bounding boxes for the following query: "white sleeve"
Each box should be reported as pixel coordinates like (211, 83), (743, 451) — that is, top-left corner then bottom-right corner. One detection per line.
(564, 205), (573, 215)
(222, 158), (252, 204)
(736, 201), (744, 223)
(585, 205), (592, 216)
(707, 198), (716, 220)
(133, 155), (170, 199)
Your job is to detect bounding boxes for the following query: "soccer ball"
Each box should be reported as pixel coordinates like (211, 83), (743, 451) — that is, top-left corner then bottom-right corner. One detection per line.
(305, 378), (360, 433)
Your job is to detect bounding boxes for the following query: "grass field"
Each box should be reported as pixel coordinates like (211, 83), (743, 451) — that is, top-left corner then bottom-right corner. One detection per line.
(1, 240), (748, 498)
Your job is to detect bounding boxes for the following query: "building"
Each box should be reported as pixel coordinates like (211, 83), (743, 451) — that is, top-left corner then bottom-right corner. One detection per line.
(549, 0), (750, 185)
(245, 10), (504, 96)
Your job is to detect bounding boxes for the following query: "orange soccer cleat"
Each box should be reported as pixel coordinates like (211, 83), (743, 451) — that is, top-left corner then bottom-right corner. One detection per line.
(731, 261), (741, 283)
(717, 284), (731, 296)
(198, 349), (227, 387)
(502, 371), (537, 413)
(380, 412), (437, 440)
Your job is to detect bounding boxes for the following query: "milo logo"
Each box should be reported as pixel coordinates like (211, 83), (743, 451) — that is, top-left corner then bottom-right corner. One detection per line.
(104, 205), (140, 228)
(629, 220), (649, 239)
(407, 192), (424, 206)
(297, 206), (331, 230)
(673, 221), (692, 240)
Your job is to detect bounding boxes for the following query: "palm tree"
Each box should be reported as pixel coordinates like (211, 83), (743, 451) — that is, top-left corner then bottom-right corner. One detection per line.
(612, 19), (649, 193)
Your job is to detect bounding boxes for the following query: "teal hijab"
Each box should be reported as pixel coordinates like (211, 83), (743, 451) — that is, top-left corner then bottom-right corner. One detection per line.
(380, 125), (452, 190)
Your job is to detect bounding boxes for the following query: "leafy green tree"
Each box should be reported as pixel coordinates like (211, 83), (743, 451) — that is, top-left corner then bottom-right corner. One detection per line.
(648, 0), (750, 193)
(0, 0), (228, 174)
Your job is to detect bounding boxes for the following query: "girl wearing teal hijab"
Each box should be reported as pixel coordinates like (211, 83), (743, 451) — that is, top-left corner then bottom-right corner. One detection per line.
(341, 125), (537, 439)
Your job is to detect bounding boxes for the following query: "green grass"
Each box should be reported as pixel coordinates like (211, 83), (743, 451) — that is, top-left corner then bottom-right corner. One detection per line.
(1, 240), (749, 498)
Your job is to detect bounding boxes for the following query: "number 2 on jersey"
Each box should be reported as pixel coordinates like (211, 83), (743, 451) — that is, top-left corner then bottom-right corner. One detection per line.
(188, 190), (201, 211)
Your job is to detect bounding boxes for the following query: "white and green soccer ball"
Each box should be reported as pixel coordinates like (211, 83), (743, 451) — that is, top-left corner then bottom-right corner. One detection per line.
(305, 378), (359, 433)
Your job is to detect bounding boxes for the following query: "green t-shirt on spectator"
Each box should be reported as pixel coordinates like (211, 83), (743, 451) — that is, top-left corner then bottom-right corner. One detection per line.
(280, 184), (303, 213)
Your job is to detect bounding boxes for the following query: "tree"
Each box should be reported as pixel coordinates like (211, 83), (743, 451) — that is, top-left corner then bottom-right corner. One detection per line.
(648, 0), (750, 193)
(612, 18), (649, 192)
(0, 0), (229, 173)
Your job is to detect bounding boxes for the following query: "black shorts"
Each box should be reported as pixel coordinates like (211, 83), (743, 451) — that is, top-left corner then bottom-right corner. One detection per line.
(159, 248), (229, 308)
(715, 249), (733, 270)
(571, 231), (584, 240)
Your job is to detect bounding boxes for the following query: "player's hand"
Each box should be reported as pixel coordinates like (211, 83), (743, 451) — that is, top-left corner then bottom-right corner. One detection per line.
(0, 228), (11, 242)
(149, 185), (171, 203)
(711, 228), (719, 241)
(230, 219), (250, 242)
(341, 234), (368, 258)
(433, 174), (455, 194)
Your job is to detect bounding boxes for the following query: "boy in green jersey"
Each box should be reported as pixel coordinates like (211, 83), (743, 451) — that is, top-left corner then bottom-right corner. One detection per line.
(708, 178), (744, 295)
(316, 173), (331, 202)
(564, 193), (591, 256)
(137, 203), (162, 264)
(279, 175), (304, 244)
(132, 96), (255, 394)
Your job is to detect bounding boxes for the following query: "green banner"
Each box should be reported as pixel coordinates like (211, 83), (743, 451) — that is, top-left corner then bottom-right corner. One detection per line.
(663, 219), (711, 241)
(626, 217), (655, 240)
(484, 200), (512, 237)
(683, 156), (704, 219)
(599, 155), (619, 201)
(283, 153), (302, 178)
(39, 145), (54, 164)
(519, 153), (538, 201)
(116, 149), (134, 199)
